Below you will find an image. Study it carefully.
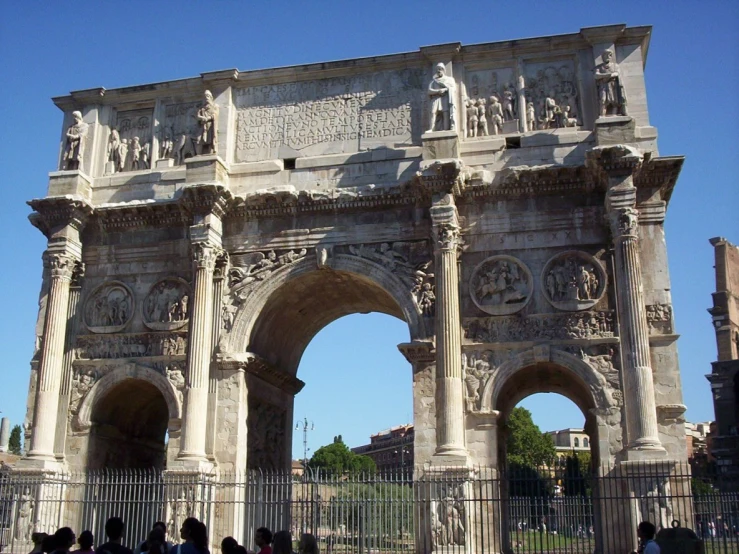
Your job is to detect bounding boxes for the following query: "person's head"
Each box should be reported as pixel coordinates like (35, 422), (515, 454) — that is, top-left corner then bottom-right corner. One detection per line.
(72, 111), (83, 123)
(77, 531), (94, 551)
(189, 521), (208, 552)
(32, 533), (48, 547)
(435, 63), (445, 77)
(152, 522), (166, 535)
(41, 534), (56, 553)
(255, 527), (272, 548)
(298, 533), (318, 554)
(637, 521), (656, 540)
(105, 517), (125, 542)
(142, 527), (166, 554)
(271, 531), (292, 554)
(180, 517), (199, 542)
(54, 528), (76, 550)
(221, 536), (238, 554)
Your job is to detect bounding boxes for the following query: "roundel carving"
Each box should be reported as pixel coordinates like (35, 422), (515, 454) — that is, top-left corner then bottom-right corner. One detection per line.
(541, 251), (606, 311)
(469, 255), (533, 315)
(84, 281), (134, 333)
(142, 277), (191, 331)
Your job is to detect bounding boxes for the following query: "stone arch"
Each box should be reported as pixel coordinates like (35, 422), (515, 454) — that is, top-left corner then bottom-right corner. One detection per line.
(223, 254), (426, 374)
(77, 364), (181, 431)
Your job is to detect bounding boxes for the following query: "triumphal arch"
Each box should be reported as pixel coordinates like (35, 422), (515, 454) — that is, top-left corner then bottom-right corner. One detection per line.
(19, 24), (688, 552)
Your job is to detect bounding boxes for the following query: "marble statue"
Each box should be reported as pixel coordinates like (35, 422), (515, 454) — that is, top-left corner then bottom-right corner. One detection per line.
(428, 63), (456, 132)
(196, 90), (219, 155)
(107, 128), (121, 172)
(487, 96), (503, 135)
(63, 111), (88, 170)
(466, 99), (477, 138)
(476, 98), (488, 136)
(595, 50), (627, 117)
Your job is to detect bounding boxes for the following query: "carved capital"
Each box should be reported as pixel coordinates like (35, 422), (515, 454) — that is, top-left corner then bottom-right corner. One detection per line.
(413, 160), (465, 200)
(586, 144), (643, 179)
(432, 222), (462, 252)
(70, 261), (86, 288)
(181, 184), (232, 219)
(213, 250), (230, 280)
(43, 252), (78, 280)
(397, 341), (436, 364)
(191, 243), (222, 271)
(608, 207), (639, 238)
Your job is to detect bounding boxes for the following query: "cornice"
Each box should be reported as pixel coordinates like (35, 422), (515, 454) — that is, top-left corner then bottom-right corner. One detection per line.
(27, 195), (93, 238)
(216, 352), (305, 395)
(634, 156), (684, 206)
(180, 183), (233, 219)
(93, 200), (189, 232)
(462, 163), (595, 200)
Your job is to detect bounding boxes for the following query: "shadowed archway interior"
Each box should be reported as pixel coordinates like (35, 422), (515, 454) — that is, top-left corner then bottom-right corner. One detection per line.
(87, 379), (169, 469)
(249, 269), (407, 375)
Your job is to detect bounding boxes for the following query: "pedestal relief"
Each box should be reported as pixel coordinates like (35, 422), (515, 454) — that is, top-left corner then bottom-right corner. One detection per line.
(541, 251), (606, 311)
(143, 278), (192, 331)
(83, 281), (134, 333)
(469, 256), (532, 315)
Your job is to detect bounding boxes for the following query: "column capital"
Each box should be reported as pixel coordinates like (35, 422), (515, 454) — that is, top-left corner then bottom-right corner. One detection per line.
(42, 252), (80, 281)
(607, 206), (639, 239)
(413, 160), (466, 202)
(191, 243), (224, 271)
(181, 183), (232, 219)
(28, 196), (93, 240)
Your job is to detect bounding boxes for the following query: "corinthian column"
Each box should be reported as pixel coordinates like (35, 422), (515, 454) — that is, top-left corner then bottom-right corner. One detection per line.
(430, 195), (467, 458)
(27, 253), (78, 461)
(596, 146), (663, 453)
(179, 243), (219, 461)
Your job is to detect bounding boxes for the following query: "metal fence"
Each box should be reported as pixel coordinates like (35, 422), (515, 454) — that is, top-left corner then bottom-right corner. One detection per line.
(0, 462), (736, 554)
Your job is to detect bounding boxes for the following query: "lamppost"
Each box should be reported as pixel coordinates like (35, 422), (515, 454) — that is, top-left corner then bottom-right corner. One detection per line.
(295, 417), (314, 466)
(394, 445), (411, 477)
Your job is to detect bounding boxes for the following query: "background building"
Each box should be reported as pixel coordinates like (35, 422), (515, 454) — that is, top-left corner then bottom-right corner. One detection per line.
(705, 237), (739, 486)
(546, 428), (591, 462)
(352, 424), (413, 475)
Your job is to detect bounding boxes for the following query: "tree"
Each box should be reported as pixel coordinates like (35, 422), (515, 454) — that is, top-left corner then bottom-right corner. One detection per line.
(506, 407), (556, 468)
(563, 451), (590, 496)
(8, 425), (22, 455)
(308, 437), (376, 475)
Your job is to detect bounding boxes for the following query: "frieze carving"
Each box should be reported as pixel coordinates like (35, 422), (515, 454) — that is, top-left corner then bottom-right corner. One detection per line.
(524, 61), (581, 131)
(470, 256), (532, 315)
(83, 281), (134, 333)
(646, 304), (673, 334)
(464, 67), (519, 136)
(462, 351), (496, 413)
(143, 278), (191, 331)
(109, 109), (153, 173)
(464, 311), (615, 343)
(75, 332), (187, 360)
(431, 483), (466, 547)
(161, 101), (202, 164)
(247, 399), (286, 470)
(542, 251), (606, 311)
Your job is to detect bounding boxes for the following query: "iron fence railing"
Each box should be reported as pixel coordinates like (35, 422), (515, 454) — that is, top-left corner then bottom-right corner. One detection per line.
(0, 463), (735, 554)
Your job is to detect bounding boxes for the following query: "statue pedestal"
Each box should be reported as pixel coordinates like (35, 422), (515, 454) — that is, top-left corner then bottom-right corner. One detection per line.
(422, 130), (460, 161)
(185, 155), (229, 186)
(47, 170), (92, 201)
(156, 158), (175, 169)
(594, 115), (635, 145)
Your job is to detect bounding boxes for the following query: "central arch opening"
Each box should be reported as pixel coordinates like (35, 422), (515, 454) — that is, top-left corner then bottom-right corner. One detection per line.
(87, 379), (169, 469)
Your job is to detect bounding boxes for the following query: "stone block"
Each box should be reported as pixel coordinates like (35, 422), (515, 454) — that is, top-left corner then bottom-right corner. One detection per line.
(47, 170), (92, 201)
(185, 155), (229, 186)
(156, 158), (175, 169)
(595, 116), (636, 145)
(422, 130), (460, 160)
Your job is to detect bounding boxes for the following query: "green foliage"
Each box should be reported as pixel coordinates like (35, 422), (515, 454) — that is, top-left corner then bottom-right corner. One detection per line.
(308, 437), (376, 475)
(8, 425), (22, 455)
(563, 451), (590, 497)
(691, 477), (715, 497)
(329, 482), (413, 535)
(506, 407), (556, 468)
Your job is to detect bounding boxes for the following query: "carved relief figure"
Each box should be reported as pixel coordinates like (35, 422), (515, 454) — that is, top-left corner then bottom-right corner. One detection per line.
(247, 400), (286, 469)
(159, 125), (174, 159)
(470, 257), (532, 315)
(69, 370), (97, 422)
(412, 260), (435, 317)
(166, 364), (186, 405)
(130, 137), (142, 170)
(75, 333), (187, 360)
(14, 488), (34, 541)
(107, 128), (121, 172)
(463, 351), (494, 412)
(542, 252), (605, 311)
(63, 111), (89, 170)
(196, 90), (219, 155)
(595, 50), (627, 117)
(117, 139), (128, 172)
(646, 304), (673, 334)
(433, 486), (465, 547)
(167, 490), (192, 541)
(466, 99), (478, 138)
(428, 63), (456, 132)
(84, 282), (134, 332)
(502, 89), (516, 121)
(464, 311), (615, 342)
(487, 96), (504, 135)
(525, 63), (581, 129)
(526, 102), (536, 132)
(476, 98), (488, 137)
(143, 278), (191, 330)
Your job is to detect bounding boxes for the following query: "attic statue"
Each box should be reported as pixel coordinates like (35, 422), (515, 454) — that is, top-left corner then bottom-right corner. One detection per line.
(63, 111), (89, 170)
(595, 50), (628, 117)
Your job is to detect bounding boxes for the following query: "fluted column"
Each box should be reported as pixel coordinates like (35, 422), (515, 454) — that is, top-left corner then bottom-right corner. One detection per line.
(206, 252), (228, 459)
(430, 195), (467, 458)
(27, 253), (78, 461)
(600, 147), (663, 453)
(179, 243), (219, 461)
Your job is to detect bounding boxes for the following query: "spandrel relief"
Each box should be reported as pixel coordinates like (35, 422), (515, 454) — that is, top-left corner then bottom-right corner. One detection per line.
(524, 61), (581, 130)
(143, 278), (191, 331)
(463, 68), (519, 137)
(108, 109), (153, 173)
(469, 256), (532, 315)
(247, 399), (286, 470)
(462, 350), (496, 413)
(541, 251), (606, 311)
(83, 281), (134, 333)
(234, 68), (425, 162)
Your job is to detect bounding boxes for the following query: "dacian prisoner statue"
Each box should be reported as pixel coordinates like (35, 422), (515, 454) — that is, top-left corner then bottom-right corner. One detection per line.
(428, 63), (456, 132)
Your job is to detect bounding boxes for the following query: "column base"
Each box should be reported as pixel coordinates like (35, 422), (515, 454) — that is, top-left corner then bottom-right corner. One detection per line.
(171, 455), (214, 473)
(15, 455), (65, 472)
(625, 440), (667, 461)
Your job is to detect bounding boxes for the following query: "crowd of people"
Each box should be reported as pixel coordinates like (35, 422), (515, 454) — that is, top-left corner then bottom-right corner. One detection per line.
(25, 518), (320, 554)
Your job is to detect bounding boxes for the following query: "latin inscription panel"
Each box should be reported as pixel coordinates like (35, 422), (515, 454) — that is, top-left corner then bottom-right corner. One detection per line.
(234, 69), (425, 162)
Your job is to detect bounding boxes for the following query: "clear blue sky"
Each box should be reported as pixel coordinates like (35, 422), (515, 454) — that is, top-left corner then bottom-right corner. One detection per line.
(0, 2), (737, 459)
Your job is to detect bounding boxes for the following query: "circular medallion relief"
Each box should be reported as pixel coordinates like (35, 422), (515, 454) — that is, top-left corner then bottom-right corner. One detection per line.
(469, 255), (533, 315)
(541, 251), (606, 311)
(84, 281), (134, 333)
(142, 278), (191, 331)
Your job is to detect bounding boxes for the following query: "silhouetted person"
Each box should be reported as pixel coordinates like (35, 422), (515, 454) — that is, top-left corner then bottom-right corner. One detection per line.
(637, 521), (660, 554)
(220, 537), (238, 554)
(95, 518), (133, 554)
(271, 532), (293, 554)
(139, 528), (167, 554)
(233, 547), (248, 554)
(41, 535), (56, 553)
(254, 528), (272, 554)
(172, 518), (208, 554)
(77, 531), (94, 553)
(29, 532), (48, 554)
(298, 534), (318, 554)
(51, 528), (76, 554)
(135, 523), (172, 554)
